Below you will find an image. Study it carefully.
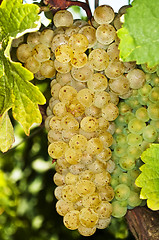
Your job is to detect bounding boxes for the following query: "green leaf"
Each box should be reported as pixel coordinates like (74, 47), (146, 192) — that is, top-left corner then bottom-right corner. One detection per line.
(0, 111), (14, 152)
(118, 0), (159, 67)
(0, 0), (46, 152)
(135, 144), (159, 210)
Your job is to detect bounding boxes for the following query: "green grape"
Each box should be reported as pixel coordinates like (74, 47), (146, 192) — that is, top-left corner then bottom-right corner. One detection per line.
(124, 112), (135, 124)
(150, 73), (159, 86)
(141, 63), (157, 73)
(143, 125), (157, 142)
(118, 102), (132, 115)
(82, 193), (101, 209)
(138, 83), (152, 97)
(87, 73), (108, 92)
(80, 116), (99, 132)
(71, 63), (94, 82)
(115, 134), (127, 146)
(63, 210), (80, 230)
(119, 156), (136, 170)
(126, 145), (142, 159)
(79, 208), (99, 228)
(114, 145), (127, 157)
(126, 133), (143, 146)
(149, 87), (159, 103)
(127, 191), (142, 207)
(76, 180), (96, 196)
(78, 225), (96, 236)
(64, 172), (78, 185)
(111, 178), (119, 188)
(125, 96), (141, 109)
(96, 24), (116, 45)
(94, 171), (111, 187)
(112, 201), (127, 218)
(147, 103), (159, 120)
(135, 107), (149, 122)
(114, 184), (130, 201)
(12, 35), (24, 47)
(69, 33), (89, 52)
(119, 173), (131, 186)
(86, 138), (103, 155)
(150, 120), (159, 132)
(56, 199), (74, 216)
(94, 5), (115, 24)
(48, 141), (68, 159)
(115, 115), (127, 127)
(128, 169), (140, 180)
(128, 118), (146, 134)
(53, 10), (73, 28)
(88, 48), (109, 71)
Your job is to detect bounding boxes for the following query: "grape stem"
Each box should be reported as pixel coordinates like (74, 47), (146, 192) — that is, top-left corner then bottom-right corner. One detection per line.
(43, 0), (92, 19)
(95, 0), (99, 8)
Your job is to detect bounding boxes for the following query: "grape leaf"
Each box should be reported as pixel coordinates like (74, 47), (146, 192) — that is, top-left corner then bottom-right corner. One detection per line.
(118, 0), (159, 67)
(135, 144), (159, 210)
(0, 0), (46, 152)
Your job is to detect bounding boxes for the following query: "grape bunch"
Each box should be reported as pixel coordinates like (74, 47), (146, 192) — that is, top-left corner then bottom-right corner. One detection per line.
(11, 3), (159, 237)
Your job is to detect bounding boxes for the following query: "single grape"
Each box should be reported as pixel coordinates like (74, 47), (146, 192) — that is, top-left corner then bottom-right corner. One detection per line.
(94, 5), (115, 24)
(32, 44), (50, 62)
(114, 184), (130, 201)
(112, 201), (127, 218)
(79, 208), (99, 228)
(16, 43), (32, 63)
(88, 48), (109, 71)
(48, 141), (68, 159)
(76, 180), (96, 196)
(143, 125), (157, 142)
(56, 199), (74, 216)
(53, 10), (73, 28)
(96, 24), (116, 45)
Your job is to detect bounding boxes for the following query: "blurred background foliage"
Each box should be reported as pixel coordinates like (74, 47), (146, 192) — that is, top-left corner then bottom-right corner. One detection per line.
(0, 1), (135, 239)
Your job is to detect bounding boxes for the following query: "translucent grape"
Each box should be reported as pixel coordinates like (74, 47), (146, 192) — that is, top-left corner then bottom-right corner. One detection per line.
(118, 173), (131, 186)
(32, 44), (50, 62)
(88, 48), (109, 71)
(88, 160), (105, 174)
(24, 56), (41, 73)
(96, 201), (112, 218)
(65, 25), (80, 37)
(63, 210), (80, 230)
(71, 63), (94, 82)
(77, 89), (94, 107)
(119, 156), (136, 171)
(76, 180), (96, 196)
(96, 24), (116, 45)
(105, 61), (125, 79)
(86, 138), (103, 155)
(56, 199), (74, 216)
(98, 117), (109, 130)
(127, 69), (146, 89)
(109, 76), (130, 95)
(93, 92), (110, 108)
(96, 148), (112, 162)
(51, 33), (69, 53)
(149, 87), (159, 103)
(53, 102), (67, 117)
(138, 83), (152, 97)
(48, 130), (62, 142)
(102, 103), (119, 121)
(49, 116), (62, 132)
(51, 83), (61, 99)
(123, 61), (136, 73)
(97, 185), (114, 201)
(67, 99), (85, 117)
(80, 116), (99, 132)
(78, 225), (96, 236)
(82, 193), (101, 209)
(127, 145), (142, 159)
(56, 72), (73, 86)
(65, 172), (78, 185)
(53, 10), (73, 28)
(54, 186), (63, 200)
(40, 29), (54, 47)
(69, 134), (87, 151)
(98, 131), (113, 148)
(94, 5), (115, 24)
(61, 114), (79, 131)
(147, 103), (159, 120)
(65, 148), (82, 164)
(55, 44), (73, 63)
(62, 185), (79, 202)
(127, 191), (142, 207)
(12, 35), (24, 47)
(40, 60), (56, 78)
(96, 217), (111, 229)
(79, 25), (97, 48)
(53, 173), (65, 186)
(79, 208), (99, 228)
(107, 42), (120, 61)
(68, 33), (89, 52)
(58, 86), (77, 103)
(16, 44), (32, 63)
(87, 73), (108, 92)
(54, 59), (71, 73)
(27, 31), (41, 47)
(48, 141), (68, 159)
(94, 171), (111, 187)
(71, 52), (87, 68)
